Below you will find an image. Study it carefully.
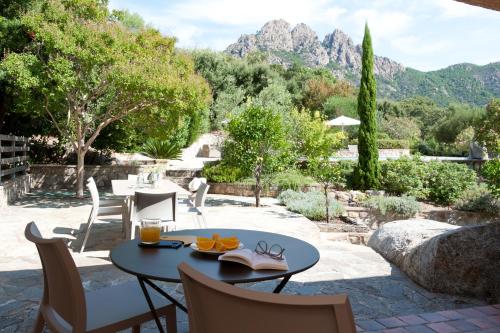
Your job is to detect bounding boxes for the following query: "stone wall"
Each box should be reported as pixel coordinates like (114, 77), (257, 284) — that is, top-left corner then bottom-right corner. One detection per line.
(208, 182), (322, 197)
(30, 164), (169, 189)
(0, 174), (30, 207)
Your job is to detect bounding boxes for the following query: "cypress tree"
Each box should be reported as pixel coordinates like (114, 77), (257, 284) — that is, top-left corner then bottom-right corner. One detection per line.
(354, 23), (380, 189)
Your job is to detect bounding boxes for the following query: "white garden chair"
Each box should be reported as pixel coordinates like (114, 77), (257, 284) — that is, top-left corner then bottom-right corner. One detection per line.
(80, 177), (123, 253)
(186, 182), (210, 228)
(130, 191), (177, 239)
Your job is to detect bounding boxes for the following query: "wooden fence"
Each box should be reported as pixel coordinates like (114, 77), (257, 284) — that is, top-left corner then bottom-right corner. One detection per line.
(0, 134), (29, 184)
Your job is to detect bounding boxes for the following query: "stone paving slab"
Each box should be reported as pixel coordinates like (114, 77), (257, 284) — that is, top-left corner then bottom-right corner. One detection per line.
(0, 191), (485, 332)
(359, 304), (500, 333)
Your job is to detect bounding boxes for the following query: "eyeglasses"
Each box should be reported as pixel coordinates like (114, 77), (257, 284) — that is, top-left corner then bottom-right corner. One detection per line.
(255, 240), (285, 261)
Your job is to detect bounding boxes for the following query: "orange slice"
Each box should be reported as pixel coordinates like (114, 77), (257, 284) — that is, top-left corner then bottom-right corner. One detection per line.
(212, 233), (221, 240)
(220, 238), (240, 250)
(197, 239), (216, 251)
(215, 240), (226, 252)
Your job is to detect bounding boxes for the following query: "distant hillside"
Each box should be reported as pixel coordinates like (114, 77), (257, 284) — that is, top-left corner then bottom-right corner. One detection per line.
(226, 19), (500, 106)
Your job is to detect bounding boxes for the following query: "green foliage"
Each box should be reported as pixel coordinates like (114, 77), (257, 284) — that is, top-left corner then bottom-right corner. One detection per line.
(142, 138), (181, 159)
(322, 95), (358, 120)
(425, 161), (477, 205)
(201, 162), (243, 183)
(111, 9), (145, 31)
(287, 109), (345, 161)
(222, 105), (291, 206)
(277, 190), (344, 221)
(350, 138), (409, 149)
(362, 195), (421, 218)
(454, 184), (499, 214)
(223, 105), (290, 177)
(354, 24), (379, 190)
(380, 157), (428, 199)
(379, 116), (421, 141)
(389, 63), (499, 107)
(482, 159), (500, 197)
(0, 0), (211, 196)
(266, 170), (315, 191)
(475, 99), (500, 154)
(29, 136), (66, 164)
(415, 139), (468, 157)
(432, 103), (484, 143)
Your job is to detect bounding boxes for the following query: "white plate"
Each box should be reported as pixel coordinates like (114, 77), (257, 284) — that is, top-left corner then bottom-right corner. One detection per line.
(190, 242), (244, 255)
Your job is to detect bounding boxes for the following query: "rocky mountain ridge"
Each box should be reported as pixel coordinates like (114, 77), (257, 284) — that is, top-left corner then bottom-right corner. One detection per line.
(226, 19), (404, 80)
(225, 19), (499, 106)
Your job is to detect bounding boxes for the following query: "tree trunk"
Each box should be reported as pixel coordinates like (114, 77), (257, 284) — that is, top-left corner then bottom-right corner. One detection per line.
(324, 184), (330, 223)
(76, 149), (86, 198)
(254, 163), (262, 207)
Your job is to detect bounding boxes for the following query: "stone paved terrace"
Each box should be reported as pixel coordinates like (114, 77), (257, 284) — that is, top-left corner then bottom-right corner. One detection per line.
(0, 191), (494, 332)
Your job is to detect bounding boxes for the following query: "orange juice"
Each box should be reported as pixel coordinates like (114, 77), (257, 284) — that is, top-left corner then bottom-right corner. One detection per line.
(140, 226), (161, 244)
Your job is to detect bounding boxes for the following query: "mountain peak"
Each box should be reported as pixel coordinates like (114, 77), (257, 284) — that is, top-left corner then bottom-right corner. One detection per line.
(226, 20), (404, 79)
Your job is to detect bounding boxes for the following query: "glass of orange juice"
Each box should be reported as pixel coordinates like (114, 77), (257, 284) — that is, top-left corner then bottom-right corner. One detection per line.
(140, 218), (161, 244)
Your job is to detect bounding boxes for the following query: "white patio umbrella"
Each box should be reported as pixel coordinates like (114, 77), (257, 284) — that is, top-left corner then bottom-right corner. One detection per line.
(325, 115), (361, 131)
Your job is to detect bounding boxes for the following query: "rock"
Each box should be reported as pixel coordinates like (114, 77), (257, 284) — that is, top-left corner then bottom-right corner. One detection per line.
(291, 23), (329, 67)
(368, 219), (500, 302)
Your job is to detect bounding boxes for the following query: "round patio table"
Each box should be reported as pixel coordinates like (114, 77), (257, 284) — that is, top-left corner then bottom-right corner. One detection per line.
(110, 228), (320, 333)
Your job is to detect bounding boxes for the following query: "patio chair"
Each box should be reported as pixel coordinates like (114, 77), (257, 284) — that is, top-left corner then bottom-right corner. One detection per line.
(178, 262), (356, 333)
(185, 182), (209, 228)
(131, 191), (177, 239)
(80, 178), (124, 253)
(128, 174), (138, 182)
(25, 222), (177, 333)
(187, 177), (207, 203)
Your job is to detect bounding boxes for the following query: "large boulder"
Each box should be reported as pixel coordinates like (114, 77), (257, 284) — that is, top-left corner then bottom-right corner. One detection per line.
(368, 219), (500, 302)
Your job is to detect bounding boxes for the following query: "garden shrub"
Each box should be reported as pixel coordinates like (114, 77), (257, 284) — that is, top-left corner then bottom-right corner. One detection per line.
(201, 163), (243, 183)
(482, 159), (500, 198)
(363, 195), (421, 218)
(277, 190), (344, 221)
(349, 138), (409, 149)
(142, 138), (182, 159)
(380, 157), (428, 199)
(266, 170), (316, 190)
(425, 161), (477, 205)
(454, 184), (500, 215)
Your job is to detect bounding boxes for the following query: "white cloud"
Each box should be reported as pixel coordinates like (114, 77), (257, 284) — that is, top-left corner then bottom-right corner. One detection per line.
(433, 0), (494, 18)
(391, 36), (450, 55)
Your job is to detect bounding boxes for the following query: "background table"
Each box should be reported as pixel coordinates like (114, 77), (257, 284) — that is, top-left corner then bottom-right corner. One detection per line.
(110, 228), (320, 331)
(111, 179), (191, 197)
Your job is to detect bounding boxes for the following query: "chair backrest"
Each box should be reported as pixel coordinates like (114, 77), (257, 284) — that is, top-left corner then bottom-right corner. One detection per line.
(194, 182), (209, 208)
(25, 222), (87, 333)
(127, 174), (138, 182)
(188, 177), (207, 192)
(86, 178), (100, 221)
(134, 191), (176, 222)
(178, 262), (356, 333)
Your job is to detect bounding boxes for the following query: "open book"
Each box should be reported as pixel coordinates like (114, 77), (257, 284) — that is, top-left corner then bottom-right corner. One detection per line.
(218, 249), (289, 271)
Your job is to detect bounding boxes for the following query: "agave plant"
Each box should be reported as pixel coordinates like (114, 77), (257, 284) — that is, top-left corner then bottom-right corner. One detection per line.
(142, 138), (182, 159)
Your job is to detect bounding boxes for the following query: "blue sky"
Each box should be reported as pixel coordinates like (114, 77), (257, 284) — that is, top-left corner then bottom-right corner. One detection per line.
(108, 0), (500, 71)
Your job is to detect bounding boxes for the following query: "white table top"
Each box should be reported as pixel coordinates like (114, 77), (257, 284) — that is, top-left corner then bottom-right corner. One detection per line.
(111, 179), (191, 197)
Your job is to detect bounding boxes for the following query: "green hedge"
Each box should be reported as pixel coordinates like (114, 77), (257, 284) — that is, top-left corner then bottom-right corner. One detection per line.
(379, 158), (477, 205)
(201, 163), (243, 183)
(349, 139), (410, 149)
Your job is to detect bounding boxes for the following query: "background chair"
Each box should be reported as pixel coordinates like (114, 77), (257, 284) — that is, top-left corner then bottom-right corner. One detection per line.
(128, 174), (138, 182)
(187, 177), (207, 203)
(25, 222), (177, 333)
(186, 182), (209, 228)
(131, 191), (177, 239)
(178, 262), (356, 333)
(80, 178), (123, 253)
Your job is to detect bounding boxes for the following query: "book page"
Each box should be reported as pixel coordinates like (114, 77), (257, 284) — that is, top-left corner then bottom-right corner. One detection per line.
(252, 253), (289, 270)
